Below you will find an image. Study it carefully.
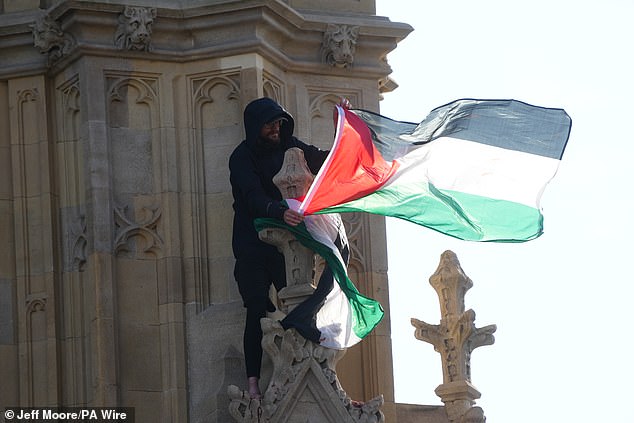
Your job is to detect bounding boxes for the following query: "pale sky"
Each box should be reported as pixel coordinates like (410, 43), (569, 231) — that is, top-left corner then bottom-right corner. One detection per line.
(375, 1), (634, 422)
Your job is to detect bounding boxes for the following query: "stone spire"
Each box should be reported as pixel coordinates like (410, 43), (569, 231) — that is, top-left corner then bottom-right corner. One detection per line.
(411, 251), (496, 423)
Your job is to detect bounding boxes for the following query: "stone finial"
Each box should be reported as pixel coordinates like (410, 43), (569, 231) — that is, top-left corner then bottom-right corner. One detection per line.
(114, 6), (157, 51)
(259, 148), (316, 313)
(321, 24), (359, 68)
(411, 250), (496, 423)
(272, 147), (315, 199)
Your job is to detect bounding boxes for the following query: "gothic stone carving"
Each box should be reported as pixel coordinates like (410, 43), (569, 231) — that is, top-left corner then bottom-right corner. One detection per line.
(114, 205), (162, 256)
(411, 250), (496, 423)
(262, 74), (284, 104)
(228, 319), (384, 423)
(30, 14), (75, 65)
(321, 24), (360, 68)
(272, 148), (315, 201)
(114, 6), (157, 51)
(65, 212), (87, 272)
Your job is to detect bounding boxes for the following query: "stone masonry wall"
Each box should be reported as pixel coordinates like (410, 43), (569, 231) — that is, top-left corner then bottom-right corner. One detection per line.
(0, 1), (412, 421)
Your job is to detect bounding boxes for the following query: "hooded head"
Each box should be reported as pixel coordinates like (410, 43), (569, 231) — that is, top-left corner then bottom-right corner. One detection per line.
(243, 97), (295, 149)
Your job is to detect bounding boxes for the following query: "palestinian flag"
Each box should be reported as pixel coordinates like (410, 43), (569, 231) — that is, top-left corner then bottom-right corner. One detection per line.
(299, 99), (572, 242)
(255, 199), (383, 349)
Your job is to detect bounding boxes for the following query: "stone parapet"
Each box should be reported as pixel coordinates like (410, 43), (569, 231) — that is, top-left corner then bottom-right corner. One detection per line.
(0, 0), (411, 80)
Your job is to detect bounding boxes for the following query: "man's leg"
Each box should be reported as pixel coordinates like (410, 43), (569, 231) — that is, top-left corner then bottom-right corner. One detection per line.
(235, 248), (286, 399)
(243, 296), (268, 398)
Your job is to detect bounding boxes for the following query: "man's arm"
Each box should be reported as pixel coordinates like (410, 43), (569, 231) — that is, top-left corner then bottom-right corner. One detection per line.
(229, 148), (287, 220)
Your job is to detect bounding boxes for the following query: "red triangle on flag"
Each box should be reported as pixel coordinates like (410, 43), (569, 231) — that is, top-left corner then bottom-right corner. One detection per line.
(300, 106), (399, 215)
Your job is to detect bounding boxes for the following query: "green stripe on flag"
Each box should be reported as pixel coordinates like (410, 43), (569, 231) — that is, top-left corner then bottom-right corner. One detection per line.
(254, 218), (384, 339)
(316, 182), (543, 242)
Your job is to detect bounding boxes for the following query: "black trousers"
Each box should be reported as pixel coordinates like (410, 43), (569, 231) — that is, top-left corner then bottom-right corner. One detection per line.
(235, 245), (285, 378)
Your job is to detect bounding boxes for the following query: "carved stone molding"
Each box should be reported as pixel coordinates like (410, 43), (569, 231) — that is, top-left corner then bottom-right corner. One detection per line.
(2, 2), (412, 80)
(193, 74), (240, 107)
(30, 14), (75, 66)
(114, 205), (162, 257)
(262, 73), (284, 104)
(228, 319), (385, 423)
(188, 71), (241, 310)
(15, 88), (39, 148)
(107, 74), (159, 106)
(321, 24), (360, 68)
(308, 92), (345, 119)
(24, 294), (49, 405)
(58, 77), (81, 141)
(106, 74), (159, 205)
(114, 6), (157, 52)
(307, 90), (360, 149)
(57, 77), (85, 272)
(64, 212), (87, 272)
(17, 87), (39, 104)
(25, 295), (47, 314)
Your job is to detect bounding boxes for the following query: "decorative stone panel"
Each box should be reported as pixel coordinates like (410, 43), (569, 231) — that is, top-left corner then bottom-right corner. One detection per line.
(114, 204), (163, 257)
(188, 70), (242, 309)
(228, 319), (385, 423)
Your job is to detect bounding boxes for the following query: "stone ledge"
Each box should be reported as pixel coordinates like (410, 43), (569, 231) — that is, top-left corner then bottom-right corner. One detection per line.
(0, 1), (412, 80)
(395, 403), (449, 423)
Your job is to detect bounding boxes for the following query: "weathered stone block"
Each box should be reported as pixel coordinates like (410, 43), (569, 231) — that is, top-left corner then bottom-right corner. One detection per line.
(0, 278), (15, 344)
(187, 300), (246, 423)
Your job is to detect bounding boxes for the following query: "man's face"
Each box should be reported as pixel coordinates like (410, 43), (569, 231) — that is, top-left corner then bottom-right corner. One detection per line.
(259, 118), (284, 145)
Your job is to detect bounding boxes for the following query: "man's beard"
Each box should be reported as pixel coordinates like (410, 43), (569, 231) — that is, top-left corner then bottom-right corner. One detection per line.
(259, 134), (281, 148)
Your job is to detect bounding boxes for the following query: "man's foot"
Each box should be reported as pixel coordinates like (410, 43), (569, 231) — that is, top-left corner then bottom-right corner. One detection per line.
(247, 376), (261, 399)
(350, 399), (364, 408)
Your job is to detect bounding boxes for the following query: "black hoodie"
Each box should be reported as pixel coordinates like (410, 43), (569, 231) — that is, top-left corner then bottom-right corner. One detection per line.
(229, 97), (329, 258)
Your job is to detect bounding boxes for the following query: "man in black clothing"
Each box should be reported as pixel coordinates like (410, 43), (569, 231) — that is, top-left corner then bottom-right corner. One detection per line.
(229, 97), (329, 399)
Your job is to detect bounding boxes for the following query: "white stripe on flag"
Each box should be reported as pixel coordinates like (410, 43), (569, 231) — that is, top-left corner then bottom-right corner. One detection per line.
(287, 199), (358, 349)
(299, 106), (345, 215)
(390, 137), (562, 208)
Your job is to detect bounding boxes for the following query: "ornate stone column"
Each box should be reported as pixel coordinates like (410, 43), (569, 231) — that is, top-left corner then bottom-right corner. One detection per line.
(258, 147), (316, 314)
(228, 148), (384, 423)
(411, 251), (496, 423)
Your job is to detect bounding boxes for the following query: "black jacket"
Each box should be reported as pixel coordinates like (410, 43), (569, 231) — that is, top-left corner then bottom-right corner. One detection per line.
(229, 98), (328, 259)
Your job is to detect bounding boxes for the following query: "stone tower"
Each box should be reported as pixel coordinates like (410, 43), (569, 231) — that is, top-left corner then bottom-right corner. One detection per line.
(0, 1), (414, 422)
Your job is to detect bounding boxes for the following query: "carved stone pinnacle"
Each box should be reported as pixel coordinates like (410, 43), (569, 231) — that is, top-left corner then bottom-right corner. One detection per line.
(259, 148), (316, 314)
(411, 250), (496, 423)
